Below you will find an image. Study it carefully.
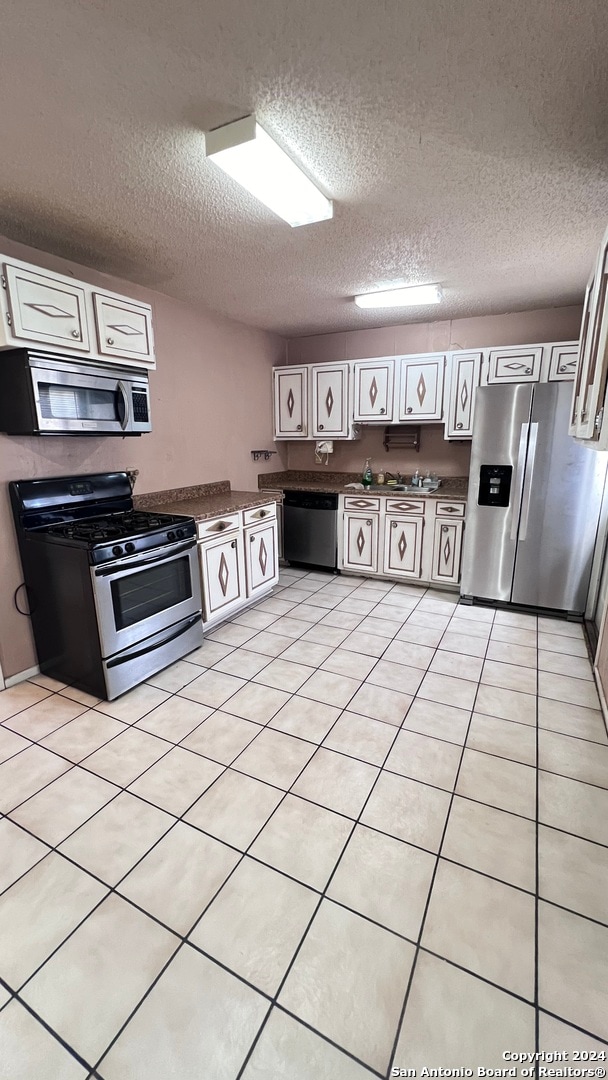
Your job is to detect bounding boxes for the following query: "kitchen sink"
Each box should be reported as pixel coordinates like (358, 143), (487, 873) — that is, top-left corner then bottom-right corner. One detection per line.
(366, 483), (440, 494)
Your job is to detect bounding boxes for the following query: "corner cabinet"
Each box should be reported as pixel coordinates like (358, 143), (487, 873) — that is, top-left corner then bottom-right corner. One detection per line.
(338, 494), (466, 588)
(0, 255), (156, 368)
(273, 367), (308, 438)
(197, 503), (279, 626)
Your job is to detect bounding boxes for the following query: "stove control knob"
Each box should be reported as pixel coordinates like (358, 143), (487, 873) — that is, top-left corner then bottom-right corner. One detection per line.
(167, 531), (176, 542)
(125, 542), (136, 554)
(112, 545), (124, 557)
(175, 528), (185, 539)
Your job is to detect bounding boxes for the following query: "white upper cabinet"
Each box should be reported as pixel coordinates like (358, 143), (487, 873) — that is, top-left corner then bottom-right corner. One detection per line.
(486, 345), (543, 384)
(2, 263), (90, 351)
(311, 362), (351, 437)
(444, 351), (482, 439)
(397, 354), (445, 421)
(352, 358), (395, 422)
(92, 292), (155, 365)
(0, 255), (156, 368)
(570, 227), (608, 445)
(273, 366), (308, 438)
(547, 342), (578, 382)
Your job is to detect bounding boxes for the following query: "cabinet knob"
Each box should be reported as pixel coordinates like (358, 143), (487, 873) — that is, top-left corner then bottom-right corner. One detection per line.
(456, 422), (463, 429)
(260, 510), (266, 517)
(296, 424), (302, 431)
(107, 336), (115, 345)
(442, 525), (448, 532)
(231, 540), (236, 548)
(319, 423), (324, 430)
(250, 535), (255, 543)
(71, 329), (80, 338)
(406, 406), (413, 414)
(559, 366), (566, 373)
(525, 367), (532, 374)
(380, 407), (386, 414)
(392, 521), (397, 528)
(366, 519), (372, 526)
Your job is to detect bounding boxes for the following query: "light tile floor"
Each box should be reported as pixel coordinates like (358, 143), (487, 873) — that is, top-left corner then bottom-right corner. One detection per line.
(1, 568), (608, 1077)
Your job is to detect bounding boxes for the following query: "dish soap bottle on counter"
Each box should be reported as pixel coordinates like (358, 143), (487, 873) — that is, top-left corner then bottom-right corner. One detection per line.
(362, 458), (373, 487)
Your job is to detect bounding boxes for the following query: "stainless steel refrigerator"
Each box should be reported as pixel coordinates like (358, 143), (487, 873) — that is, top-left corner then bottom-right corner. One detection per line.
(460, 382), (607, 615)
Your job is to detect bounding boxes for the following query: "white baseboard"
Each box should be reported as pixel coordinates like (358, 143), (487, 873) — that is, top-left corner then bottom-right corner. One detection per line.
(4, 664), (40, 688)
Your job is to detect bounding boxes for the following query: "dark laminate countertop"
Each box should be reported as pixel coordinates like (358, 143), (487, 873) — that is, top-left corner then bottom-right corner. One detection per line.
(258, 471), (469, 500)
(134, 481), (281, 522)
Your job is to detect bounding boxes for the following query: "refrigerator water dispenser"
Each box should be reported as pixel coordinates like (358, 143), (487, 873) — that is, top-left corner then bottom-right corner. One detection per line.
(478, 465), (512, 507)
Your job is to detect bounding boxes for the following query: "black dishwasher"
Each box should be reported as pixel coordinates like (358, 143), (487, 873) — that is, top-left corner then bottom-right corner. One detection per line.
(283, 490), (338, 570)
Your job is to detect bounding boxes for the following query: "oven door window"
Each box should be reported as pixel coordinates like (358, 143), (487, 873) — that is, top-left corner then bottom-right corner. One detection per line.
(111, 556), (192, 631)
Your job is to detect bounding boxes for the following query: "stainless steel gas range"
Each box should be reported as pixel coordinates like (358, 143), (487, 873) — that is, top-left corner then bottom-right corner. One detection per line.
(10, 472), (203, 700)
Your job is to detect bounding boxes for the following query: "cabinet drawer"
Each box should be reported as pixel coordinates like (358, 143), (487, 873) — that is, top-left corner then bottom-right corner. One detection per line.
(385, 498), (426, 515)
(242, 503), (277, 526)
(197, 512), (241, 540)
(343, 496), (381, 511)
(435, 501), (466, 518)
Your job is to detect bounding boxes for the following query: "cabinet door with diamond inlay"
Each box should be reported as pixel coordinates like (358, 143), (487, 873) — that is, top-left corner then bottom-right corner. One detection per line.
(311, 363), (351, 437)
(273, 366), (308, 438)
(445, 351), (482, 439)
(352, 359), (395, 422)
(3, 263), (90, 351)
(199, 534), (245, 621)
(245, 520), (279, 596)
(342, 512), (379, 573)
(547, 342), (578, 382)
(430, 518), (464, 586)
(398, 354), (445, 421)
(93, 293), (155, 366)
(383, 514), (424, 579)
(487, 346), (542, 384)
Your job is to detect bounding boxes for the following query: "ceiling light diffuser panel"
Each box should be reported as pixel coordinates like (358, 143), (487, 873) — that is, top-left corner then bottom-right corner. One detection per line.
(354, 284), (443, 308)
(205, 116), (333, 228)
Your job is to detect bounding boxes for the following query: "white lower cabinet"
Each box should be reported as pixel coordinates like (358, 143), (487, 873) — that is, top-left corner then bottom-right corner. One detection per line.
(198, 503), (279, 626)
(430, 518), (465, 586)
(339, 495), (466, 588)
(383, 514), (424, 579)
(342, 512), (379, 574)
(245, 520), (279, 596)
(199, 532), (245, 622)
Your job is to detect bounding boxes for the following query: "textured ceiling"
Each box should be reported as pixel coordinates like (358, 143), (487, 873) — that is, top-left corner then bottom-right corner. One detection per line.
(0, 0), (607, 336)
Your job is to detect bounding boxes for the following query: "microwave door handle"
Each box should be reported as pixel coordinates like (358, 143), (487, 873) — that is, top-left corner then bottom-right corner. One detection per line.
(116, 382), (130, 430)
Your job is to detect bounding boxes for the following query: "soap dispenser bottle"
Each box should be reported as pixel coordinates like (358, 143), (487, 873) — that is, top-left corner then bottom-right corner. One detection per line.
(362, 458), (373, 487)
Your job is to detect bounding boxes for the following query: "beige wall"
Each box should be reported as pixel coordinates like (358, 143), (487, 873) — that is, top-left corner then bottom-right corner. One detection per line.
(0, 235), (285, 680)
(286, 305), (583, 478)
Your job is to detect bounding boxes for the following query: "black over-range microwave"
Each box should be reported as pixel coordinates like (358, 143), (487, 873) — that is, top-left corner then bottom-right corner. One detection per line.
(0, 348), (151, 436)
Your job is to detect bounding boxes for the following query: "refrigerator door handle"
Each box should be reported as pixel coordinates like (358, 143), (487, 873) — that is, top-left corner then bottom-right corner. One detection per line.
(519, 422), (538, 542)
(510, 423), (530, 541)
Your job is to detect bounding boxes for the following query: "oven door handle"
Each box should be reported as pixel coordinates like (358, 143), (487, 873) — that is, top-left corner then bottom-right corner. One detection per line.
(94, 539), (196, 577)
(106, 613), (202, 668)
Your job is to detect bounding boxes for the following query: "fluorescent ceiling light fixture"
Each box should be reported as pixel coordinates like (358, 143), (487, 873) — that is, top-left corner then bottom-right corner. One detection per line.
(204, 116), (333, 228)
(354, 284), (443, 308)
